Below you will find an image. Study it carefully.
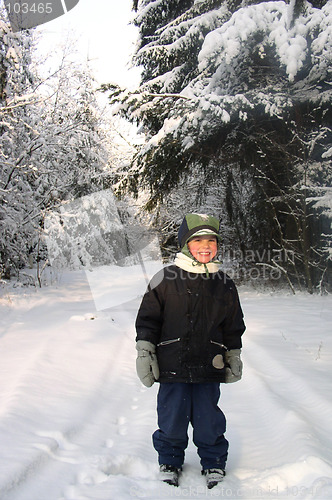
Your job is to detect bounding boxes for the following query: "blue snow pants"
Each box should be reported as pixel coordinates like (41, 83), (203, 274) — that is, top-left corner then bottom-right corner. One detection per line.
(152, 382), (228, 469)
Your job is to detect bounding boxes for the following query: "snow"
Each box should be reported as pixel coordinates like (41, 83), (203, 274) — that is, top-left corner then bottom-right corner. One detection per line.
(148, 116), (183, 147)
(1, 264), (332, 500)
(198, 1), (318, 82)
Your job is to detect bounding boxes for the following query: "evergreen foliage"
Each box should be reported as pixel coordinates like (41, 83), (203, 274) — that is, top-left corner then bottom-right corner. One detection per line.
(107, 0), (331, 292)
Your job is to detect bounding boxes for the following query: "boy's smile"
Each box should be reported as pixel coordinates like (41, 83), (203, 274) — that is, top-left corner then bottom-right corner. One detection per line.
(187, 235), (218, 264)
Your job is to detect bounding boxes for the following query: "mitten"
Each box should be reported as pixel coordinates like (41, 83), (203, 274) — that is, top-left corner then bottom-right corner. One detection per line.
(224, 349), (243, 383)
(136, 340), (159, 387)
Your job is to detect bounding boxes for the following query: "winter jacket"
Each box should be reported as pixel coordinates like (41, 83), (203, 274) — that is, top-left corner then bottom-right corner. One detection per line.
(135, 265), (245, 383)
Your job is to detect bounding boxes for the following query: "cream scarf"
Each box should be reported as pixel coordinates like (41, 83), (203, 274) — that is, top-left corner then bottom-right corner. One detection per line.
(174, 252), (220, 275)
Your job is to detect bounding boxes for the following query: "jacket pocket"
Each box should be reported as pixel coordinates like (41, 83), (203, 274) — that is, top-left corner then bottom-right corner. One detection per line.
(157, 338), (181, 375)
(210, 340), (227, 350)
(157, 338), (181, 347)
(210, 340), (227, 371)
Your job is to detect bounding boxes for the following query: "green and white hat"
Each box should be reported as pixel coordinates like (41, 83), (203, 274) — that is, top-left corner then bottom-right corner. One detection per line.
(178, 213), (221, 249)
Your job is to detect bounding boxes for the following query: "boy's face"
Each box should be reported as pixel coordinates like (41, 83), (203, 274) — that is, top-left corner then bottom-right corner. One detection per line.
(187, 235), (218, 264)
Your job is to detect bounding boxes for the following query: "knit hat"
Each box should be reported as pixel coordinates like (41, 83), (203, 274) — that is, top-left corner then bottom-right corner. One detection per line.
(178, 213), (221, 249)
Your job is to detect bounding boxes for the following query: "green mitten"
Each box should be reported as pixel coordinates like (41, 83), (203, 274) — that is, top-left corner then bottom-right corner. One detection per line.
(224, 349), (243, 383)
(136, 340), (159, 387)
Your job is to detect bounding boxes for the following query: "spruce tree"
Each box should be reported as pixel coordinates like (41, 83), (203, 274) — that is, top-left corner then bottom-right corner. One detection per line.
(107, 0), (331, 291)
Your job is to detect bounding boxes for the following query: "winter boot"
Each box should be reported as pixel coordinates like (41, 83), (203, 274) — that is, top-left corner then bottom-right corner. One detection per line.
(159, 464), (181, 486)
(202, 468), (226, 489)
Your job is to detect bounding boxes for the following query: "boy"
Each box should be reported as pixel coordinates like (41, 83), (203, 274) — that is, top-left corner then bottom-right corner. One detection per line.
(135, 213), (245, 488)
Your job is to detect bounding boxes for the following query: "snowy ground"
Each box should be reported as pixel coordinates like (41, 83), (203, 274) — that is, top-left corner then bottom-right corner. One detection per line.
(0, 263), (332, 500)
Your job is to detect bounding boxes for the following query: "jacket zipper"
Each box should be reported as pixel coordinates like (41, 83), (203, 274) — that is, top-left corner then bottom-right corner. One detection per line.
(157, 338), (181, 347)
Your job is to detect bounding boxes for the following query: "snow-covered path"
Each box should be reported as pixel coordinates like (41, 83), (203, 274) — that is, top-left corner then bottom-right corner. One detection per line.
(0, 269), (332, 500)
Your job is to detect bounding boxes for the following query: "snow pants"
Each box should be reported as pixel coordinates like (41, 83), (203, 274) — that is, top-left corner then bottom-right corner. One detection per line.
(153, 382), (228, 469)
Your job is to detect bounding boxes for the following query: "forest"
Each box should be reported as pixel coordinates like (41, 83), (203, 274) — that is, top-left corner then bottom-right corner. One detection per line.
(1, 0), (331, 293)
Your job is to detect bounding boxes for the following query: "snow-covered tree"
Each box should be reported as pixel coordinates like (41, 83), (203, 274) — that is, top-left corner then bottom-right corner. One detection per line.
(35, 49), (113, 202)
(0, 12), (115, 279)
(114, 0), (331, 184)
(0, 9), (40, 278)
(106, 0), (331, 291)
